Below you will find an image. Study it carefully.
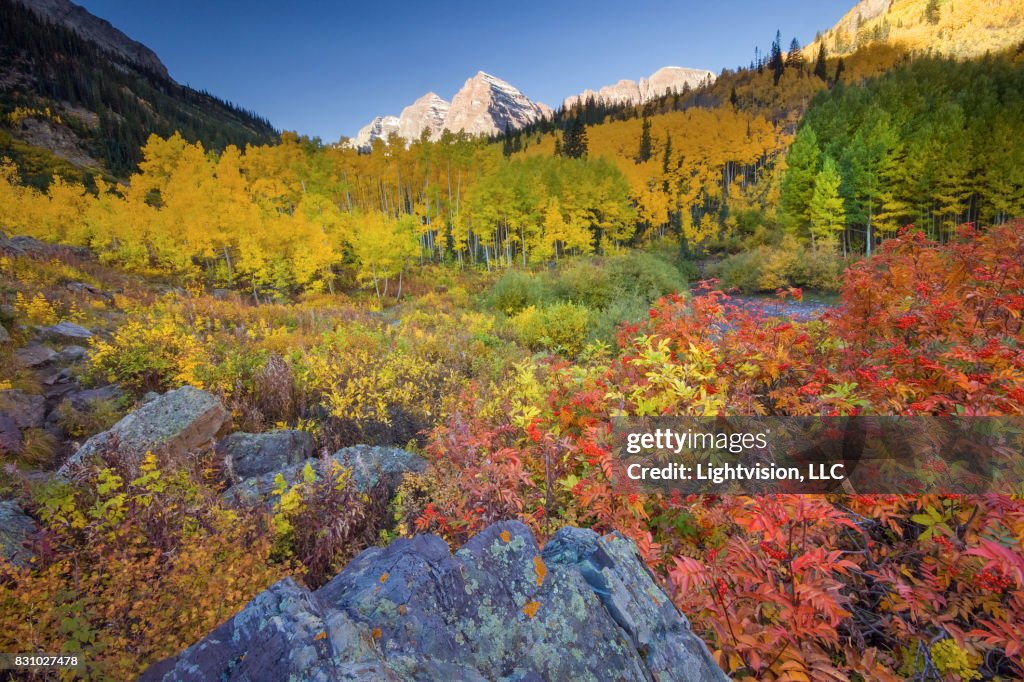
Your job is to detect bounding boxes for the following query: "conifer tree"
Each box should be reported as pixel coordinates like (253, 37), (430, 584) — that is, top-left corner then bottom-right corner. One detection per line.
(809, 156), (845, 246)
(814, 44), (829, 81)
(637, 117), (653, 163)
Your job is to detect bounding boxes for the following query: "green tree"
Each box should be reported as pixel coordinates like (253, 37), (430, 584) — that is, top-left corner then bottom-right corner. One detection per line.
(562, 118), (588, 159)
(809, 156), (846, 247)
(780, 126), (821, 236)
(637, 117), (653, 163)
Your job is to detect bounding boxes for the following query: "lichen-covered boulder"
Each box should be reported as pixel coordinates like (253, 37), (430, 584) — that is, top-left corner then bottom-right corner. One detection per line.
(0, 499), (37, 568)
(137, 578), (378, 682)
(331, 444), (427, 492)
(219, 429), (315, 481)
(222, 445), (425, 506)
(59, 386), (229, 476)
(143, 521), (728, 681)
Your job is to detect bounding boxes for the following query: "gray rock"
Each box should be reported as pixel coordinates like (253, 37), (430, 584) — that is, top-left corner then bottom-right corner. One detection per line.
(0, 389), (46, 429)
(13, 344), (57, 368)
(66, 281), (100, 296)
(332, 444), (427, 492)
(0, 500), (37, 568)
(64, 384), (124, 412)
(59, 386), (230, 476)
(220, 430), (315, 481)
(39, 321), (93, 343)
(0, 323), (10, 344)
(222, 445), (425, 506)
(0, 414), (23, 455)
(56, 345), (89, 364)
(145, 522), (727, 681)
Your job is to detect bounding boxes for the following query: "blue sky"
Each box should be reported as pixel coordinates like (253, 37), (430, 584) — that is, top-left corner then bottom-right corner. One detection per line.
(77, 1), (853, 142)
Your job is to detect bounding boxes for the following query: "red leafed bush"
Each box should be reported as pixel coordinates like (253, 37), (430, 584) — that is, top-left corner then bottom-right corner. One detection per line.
(417, 222), (1024, 679)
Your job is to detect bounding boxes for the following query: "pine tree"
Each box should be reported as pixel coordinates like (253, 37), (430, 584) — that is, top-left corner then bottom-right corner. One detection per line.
(786, 38), (805, 72)
(814, 44), (829, 81)
(637, 117), (653, 163)
(809, 156), (846, 246)
(780, 126), (821, 235)
(925, 0), (940, 25)
(834, 58), (846, 84)
(769, 30), (786, 85)
(562, 118), (588, 159)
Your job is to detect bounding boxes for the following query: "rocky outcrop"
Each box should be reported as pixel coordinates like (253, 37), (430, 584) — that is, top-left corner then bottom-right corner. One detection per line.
(219, 429), (315, 481)
(0, 500), (37, 568)
(59, 386), (230, 475)
(222, 445), (425, 505)
(141, 521), (727, 681)
(564, 66), (715, 109)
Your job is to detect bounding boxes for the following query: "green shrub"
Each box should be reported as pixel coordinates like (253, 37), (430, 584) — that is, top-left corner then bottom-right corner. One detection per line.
(607, 251), (687, 301)
(552, 260), (617, 309)
(509, 302), (591, 356)
(488, 269), (550, 314)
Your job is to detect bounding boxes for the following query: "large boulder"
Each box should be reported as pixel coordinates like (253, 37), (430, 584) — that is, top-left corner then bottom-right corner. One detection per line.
(141, 521), (727, 681)
(0, 500), (37, 568)
(39, 321), (93, 344)
(222, 445), (425, 506)
(0, 389), (46, 429)
(59, 386), (230, 476)
(220, 429), (315, 481)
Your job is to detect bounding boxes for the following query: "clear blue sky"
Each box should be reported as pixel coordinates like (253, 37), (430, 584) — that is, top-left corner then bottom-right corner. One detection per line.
(77, 0), (853, 142)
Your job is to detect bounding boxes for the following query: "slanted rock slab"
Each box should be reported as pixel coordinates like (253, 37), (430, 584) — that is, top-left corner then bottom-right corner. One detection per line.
(13, 344), (57, 369)
(39, 321), (93, 344)
(143, 521), (728, 681)
(59, 385), (229, 476)
(0, 389), (46, 429)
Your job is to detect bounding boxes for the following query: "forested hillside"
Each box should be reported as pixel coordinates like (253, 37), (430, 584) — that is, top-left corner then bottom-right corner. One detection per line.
(0, 0), (276, 186)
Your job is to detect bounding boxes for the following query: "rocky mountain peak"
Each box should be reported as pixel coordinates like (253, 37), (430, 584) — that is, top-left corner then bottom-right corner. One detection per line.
(398, 91), (450, 141)
(349, 71), (551, 150)
(444, 70), (552, 137)
(564, 65), (715, 109)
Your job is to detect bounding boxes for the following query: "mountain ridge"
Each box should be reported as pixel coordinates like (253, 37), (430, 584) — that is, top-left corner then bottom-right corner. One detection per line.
(350, 71), (552, 150)
(563, 65), (716, 109)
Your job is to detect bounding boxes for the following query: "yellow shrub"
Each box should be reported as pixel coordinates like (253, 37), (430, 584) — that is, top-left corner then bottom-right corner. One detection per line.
(88, 317), (208, 393)
(14, 292), (58, 325)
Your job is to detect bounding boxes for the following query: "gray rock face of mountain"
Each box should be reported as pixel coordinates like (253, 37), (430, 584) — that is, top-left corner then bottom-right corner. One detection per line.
(351, 115), (401, 150)
(564, 66), (716, 109)
(444, 71), (552, 137)
(397, 92), (450, 141)
(14, 0), (171, 79)
(140, 521), (728, 681)
(350, 72), (551, 150)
